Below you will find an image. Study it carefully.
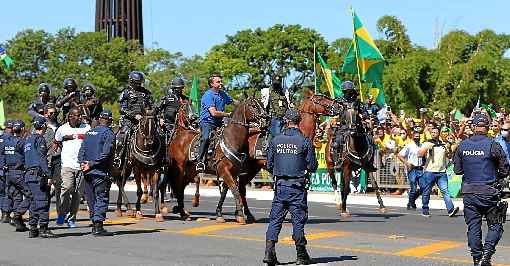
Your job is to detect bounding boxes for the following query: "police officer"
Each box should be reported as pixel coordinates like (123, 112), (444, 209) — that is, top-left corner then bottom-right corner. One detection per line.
(78, 109), (115, 236)
(453, 114), (509, 266)
(28, 83), (57, 119)
(56, 78), (82, 120)
(114, 71), (154, 167)
(0, 120), (14, 223)
(263, 109), (318, 266)
(24, 116), (56, 238)
(80, 83), (103, 126)
(3, 120), (31, 232)
(268, 75), (289, 137)
(157, 77), (183, 144)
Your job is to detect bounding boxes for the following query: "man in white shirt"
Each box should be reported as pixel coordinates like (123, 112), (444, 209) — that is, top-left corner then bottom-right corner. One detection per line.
(397, 131), (423, 210)
(54, 108), (90, 227)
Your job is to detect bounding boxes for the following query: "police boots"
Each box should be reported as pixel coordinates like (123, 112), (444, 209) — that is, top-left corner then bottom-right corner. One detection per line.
(39, 224), (56, 238)
(93, 222), (112, 237)
(14, 215), (28, 232)
(263, 240), (278, 266)
(478, 250), (493, 266)
(295, 245), (312, 265)
(1, 212), (9, 224)
(473, 257), (480, 266)
(29, 225), (39, 238)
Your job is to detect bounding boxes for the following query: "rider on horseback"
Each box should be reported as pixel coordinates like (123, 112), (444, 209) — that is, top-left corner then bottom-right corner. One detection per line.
(195, 73), (237, 172)
(80, 83), (103, 126)
(267, 75), (290, 137)
(114, 71), (154, 168)
(332, 80), (377, 172)
(56, 78), (82, 121)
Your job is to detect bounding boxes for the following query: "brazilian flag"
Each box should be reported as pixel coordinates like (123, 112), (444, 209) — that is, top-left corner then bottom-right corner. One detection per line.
(190, 76), (200, 116)
(315, 50), (343, 98)
(342, 9), (385, 105)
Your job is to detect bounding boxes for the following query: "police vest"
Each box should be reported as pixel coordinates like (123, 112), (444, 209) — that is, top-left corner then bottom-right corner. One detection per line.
(82, 126), (114, 176)
(24, 134), (45, 170)
(271, 129), (307, 178)
(269, 90), (288, 118)
(4, 136), (24, 169)
(162, 94), (180, 123)
(458, 136), (497, 184)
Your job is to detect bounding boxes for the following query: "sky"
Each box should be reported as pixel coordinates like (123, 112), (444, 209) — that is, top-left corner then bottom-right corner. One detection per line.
(1, 0), (509, 57)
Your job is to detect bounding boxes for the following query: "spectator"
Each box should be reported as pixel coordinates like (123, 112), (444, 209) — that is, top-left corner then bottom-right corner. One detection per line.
(397, 131), (424, 210)
(418, 126), (459, 218)
(53, 108), (90, 227)
(494, 121), (510, 164)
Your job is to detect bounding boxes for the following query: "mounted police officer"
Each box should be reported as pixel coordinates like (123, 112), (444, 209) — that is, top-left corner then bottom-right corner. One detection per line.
(0, 120), (14, 223)
(331, 80), (377, 172)
(3, 120), (31, 232)
(454, 114), (509, 266)
(24, 116), (56, 238)
(263, 109), (318, 266)
(80, 82), (103, 126)
(56, 78), (82, 120)
(196, 73), (236, 172)
(268, 75), (289, 137)
(114, 71), (154, 167)
(28, 83), (57, 119)
(79, 109), (115, 236)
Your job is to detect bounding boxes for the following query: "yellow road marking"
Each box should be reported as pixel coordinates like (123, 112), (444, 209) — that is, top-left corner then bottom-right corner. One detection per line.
(395, 240), (464, 257)
(179, 223), (247, 235)
(281, 230), (349, 243)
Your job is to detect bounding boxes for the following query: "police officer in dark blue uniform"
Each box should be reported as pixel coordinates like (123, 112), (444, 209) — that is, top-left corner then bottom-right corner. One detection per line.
(24, 116), (56, 238)
(454, 114), (509, 266)
(3, 120), (31, 232)
(78, 109), (115, 236)
(0, 120), (14, 223)
(263, 109), (318, 266)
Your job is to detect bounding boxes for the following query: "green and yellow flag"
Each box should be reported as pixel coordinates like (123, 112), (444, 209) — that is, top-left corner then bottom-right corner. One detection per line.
(342, 9), (385, 105)
(190, 76), (200, 116)
(315, 50), (343, 98)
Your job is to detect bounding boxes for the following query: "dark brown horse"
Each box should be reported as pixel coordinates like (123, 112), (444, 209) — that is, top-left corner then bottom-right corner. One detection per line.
(325, 105), (386, 217)
(214, 90), (342, 222)
(167, 97), (269, 223)
(112, 108), (166, 221)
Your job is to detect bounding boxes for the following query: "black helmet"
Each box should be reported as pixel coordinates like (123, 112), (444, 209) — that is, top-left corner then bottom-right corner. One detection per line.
(82, 83), (96, 94)
(170, 77), (185, 88)
(341, 81), (358, 101)
(32, 116), (47, 130)
(38, 83), (51, 94)
(63, 78), (77, 92)
(13, 120), (25, 132)
(128, 71), (145, 88)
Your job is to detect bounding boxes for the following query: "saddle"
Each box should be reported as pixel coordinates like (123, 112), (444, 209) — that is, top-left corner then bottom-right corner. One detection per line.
(331, 120), (374, 169)
(189, 127), (223, 163)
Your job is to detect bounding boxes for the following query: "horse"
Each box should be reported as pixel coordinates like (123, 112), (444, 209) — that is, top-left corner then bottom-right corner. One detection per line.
(167, 97), (269, 223)
(214, 90), (342, 223)
(111, 108), (167, 221)
(325, 103), (386, 217)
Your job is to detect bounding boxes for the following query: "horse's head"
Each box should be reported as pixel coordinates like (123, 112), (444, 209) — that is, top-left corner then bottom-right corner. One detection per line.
(302, 90), (342, 116)
(137, 108), (158, 147)
(231, 97), (270, 128)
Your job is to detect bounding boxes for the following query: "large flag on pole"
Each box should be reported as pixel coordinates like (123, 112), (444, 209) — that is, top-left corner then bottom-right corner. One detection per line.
(0, 47), (14, 70)
(342, 9), (385, 105)
(190, 76), (200, 116)
(0, 100), (5, 128)
(315, 50), (343, 98)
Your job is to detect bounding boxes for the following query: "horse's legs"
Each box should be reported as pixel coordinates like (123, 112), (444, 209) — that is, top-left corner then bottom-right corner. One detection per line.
(215, 182), (229, 223)
(192, 173), (200, 207)
(134, 170), (144, 218)
(328, 166), (341, 209)
(159, 171), (169, 215)
(115, 178), (124, 217)
(153, 171), (164, 222)
(369, 172), (386, 213)
(141, 175), (150, 204)
(340, 161), (351, 217)
(220, 170), (245, 224)
(239, 179), (255, 223)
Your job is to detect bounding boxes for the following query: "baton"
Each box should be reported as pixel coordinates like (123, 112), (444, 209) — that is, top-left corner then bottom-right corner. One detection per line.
(75, 170), (84, 194)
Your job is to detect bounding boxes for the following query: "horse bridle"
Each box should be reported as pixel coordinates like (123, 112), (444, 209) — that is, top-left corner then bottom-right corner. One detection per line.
(302, 94), (341, 118)
(229, 98), (269, 128)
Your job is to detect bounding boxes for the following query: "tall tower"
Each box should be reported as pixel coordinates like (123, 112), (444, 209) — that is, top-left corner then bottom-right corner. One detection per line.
(95, 0), (144, 46)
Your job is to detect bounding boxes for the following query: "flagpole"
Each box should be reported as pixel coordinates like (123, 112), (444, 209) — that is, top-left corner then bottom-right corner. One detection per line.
(350, 7), (365, 102)
(313, 43), (317, 94)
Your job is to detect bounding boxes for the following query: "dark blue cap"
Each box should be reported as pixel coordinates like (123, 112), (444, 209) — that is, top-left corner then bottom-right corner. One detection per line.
(284, 108), (301, 123)
(473, 114), (490, 127)
(32, 116), (47, 130)
(99, 109), (113, 119)
(4, 120), (13, 128)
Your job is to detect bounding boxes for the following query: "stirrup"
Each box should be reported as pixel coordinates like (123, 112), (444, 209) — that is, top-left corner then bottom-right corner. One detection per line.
(196, 162), (205, 172)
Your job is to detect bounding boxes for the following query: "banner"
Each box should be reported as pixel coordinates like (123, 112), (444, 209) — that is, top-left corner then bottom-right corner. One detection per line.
(309, 142), (339, 192)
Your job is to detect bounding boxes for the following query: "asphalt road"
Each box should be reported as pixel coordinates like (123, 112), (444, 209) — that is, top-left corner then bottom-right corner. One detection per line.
(0, 190), (509, 266)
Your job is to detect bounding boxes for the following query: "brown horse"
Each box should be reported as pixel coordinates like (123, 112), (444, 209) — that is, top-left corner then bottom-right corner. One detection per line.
(325, 105), (386, 217)
(167, 97), (269, 223)
(214, 90), (342, 222)
(112, 108), (166, 221)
